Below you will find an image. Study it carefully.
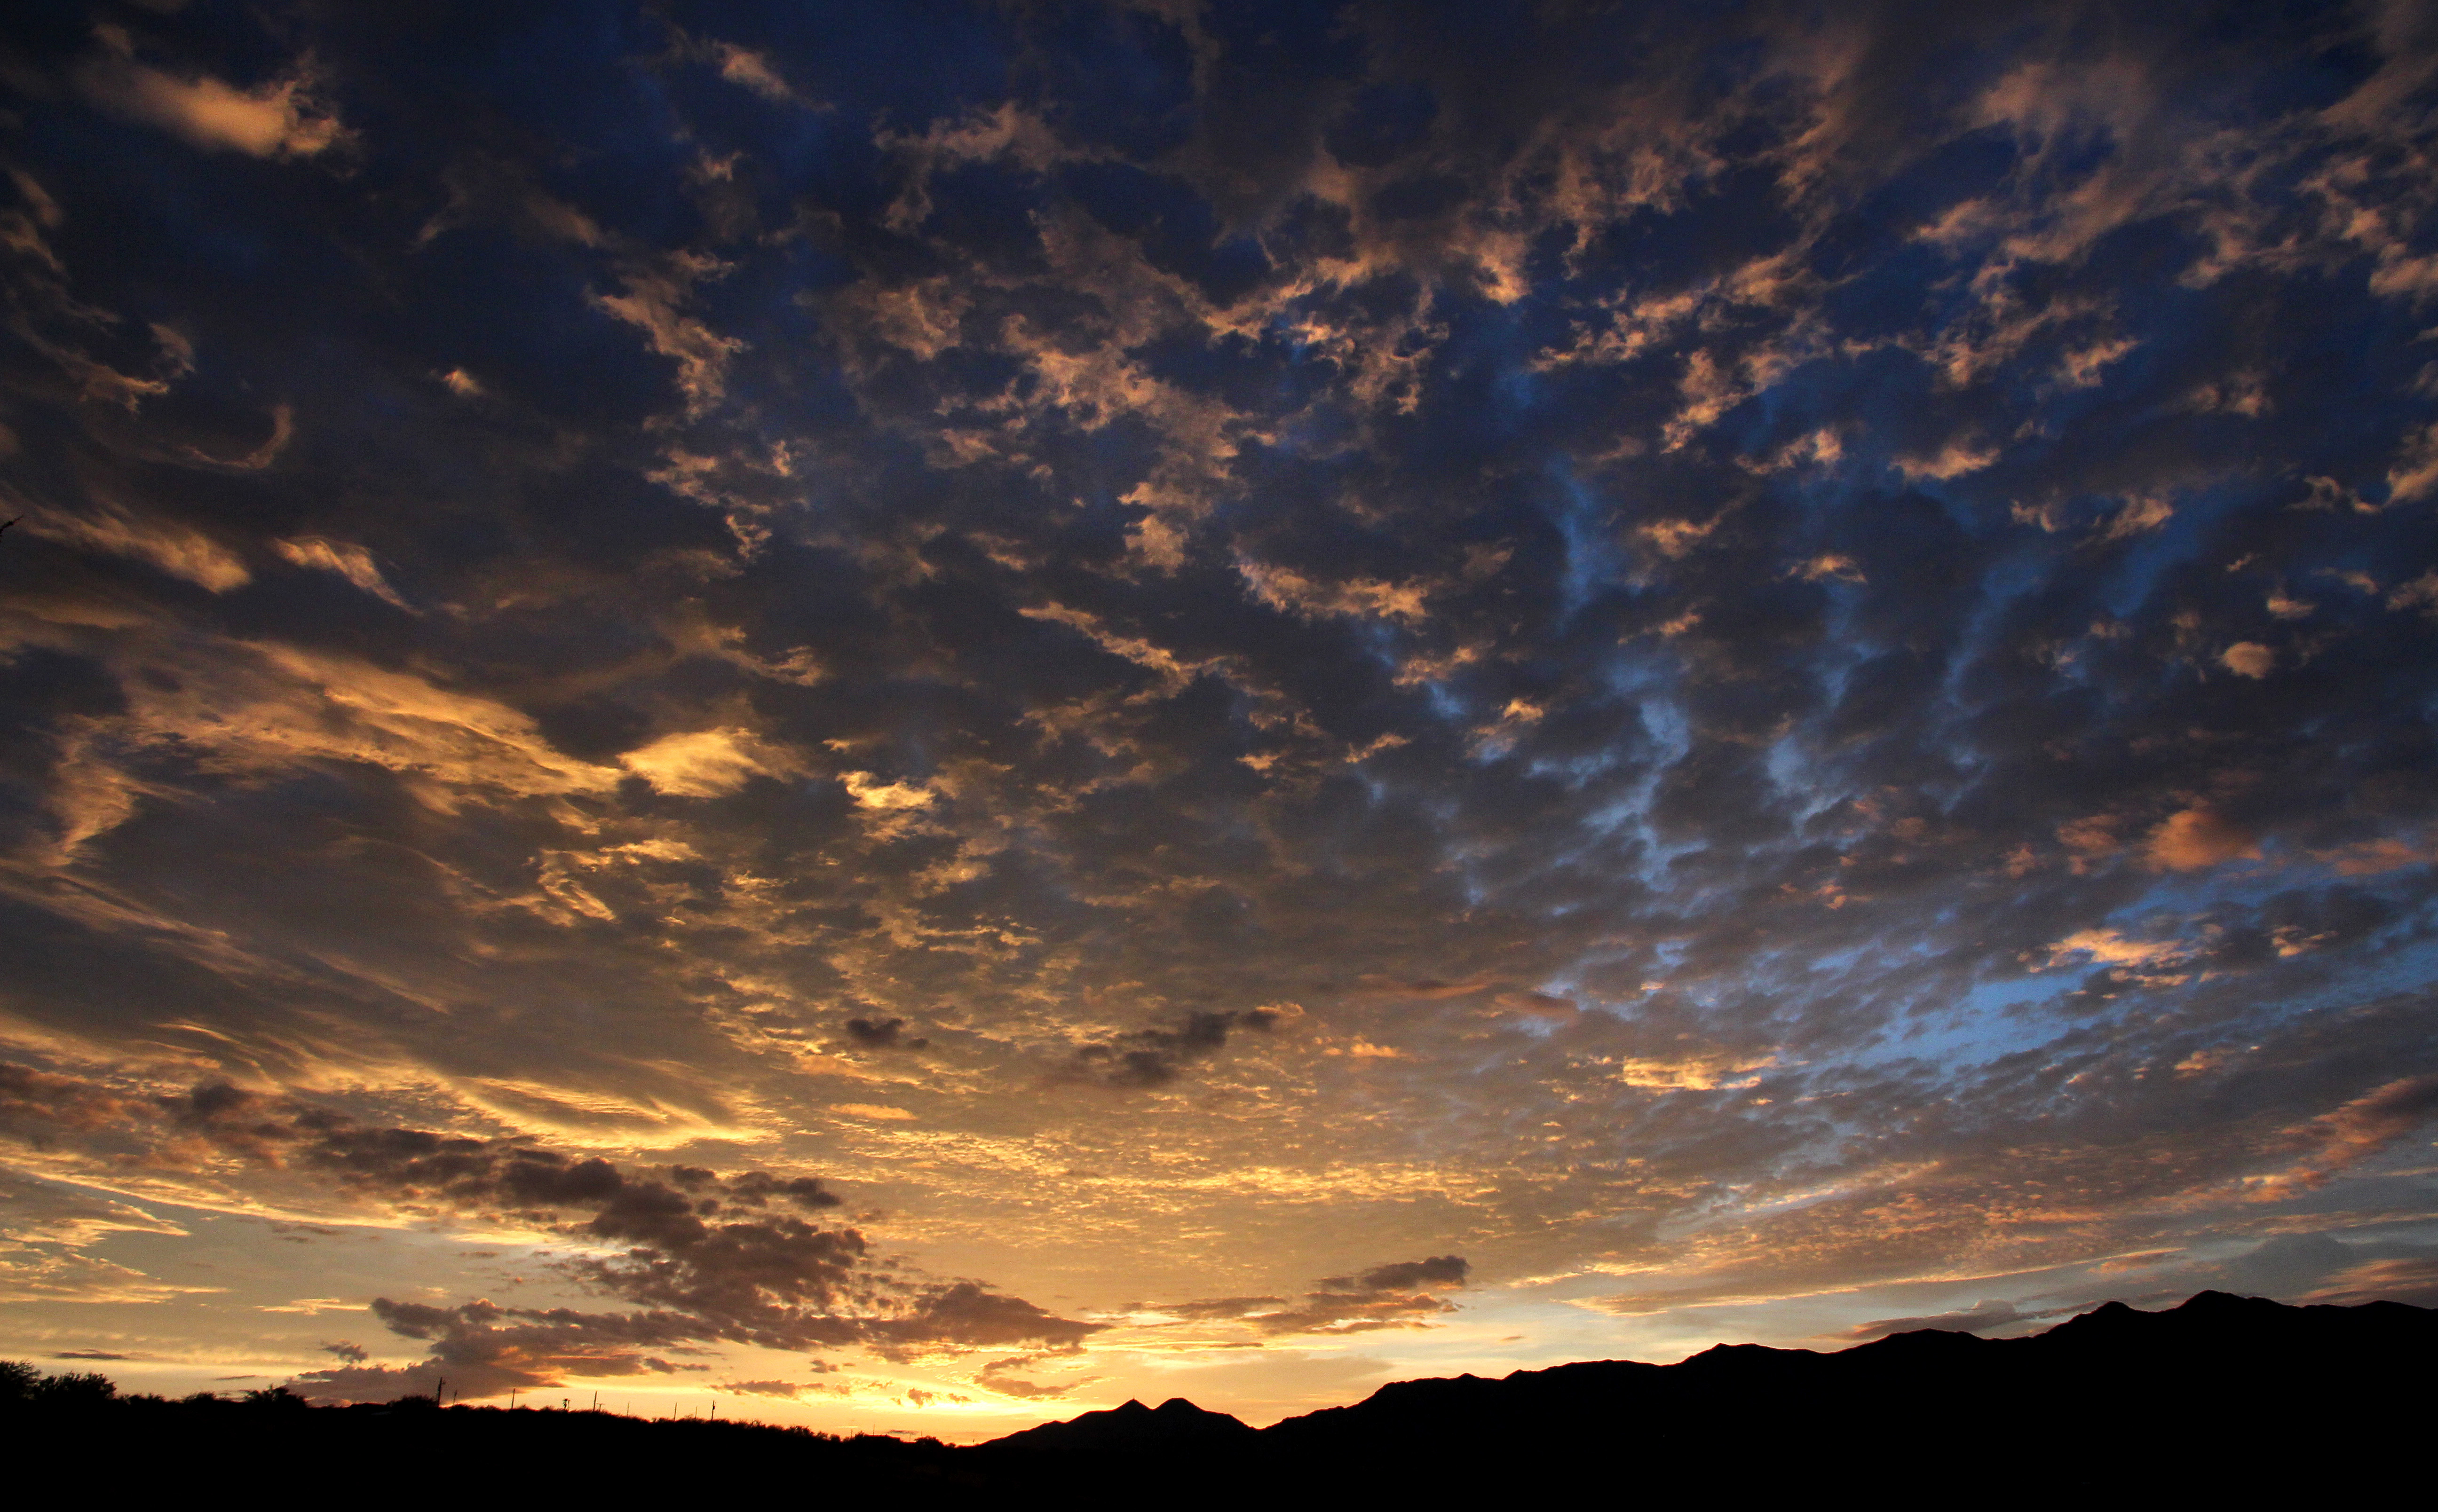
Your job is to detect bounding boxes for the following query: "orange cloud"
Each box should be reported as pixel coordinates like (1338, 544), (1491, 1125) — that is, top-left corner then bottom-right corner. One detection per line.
(2145, 808), (2259, 871)
(78, 38), (347, 159)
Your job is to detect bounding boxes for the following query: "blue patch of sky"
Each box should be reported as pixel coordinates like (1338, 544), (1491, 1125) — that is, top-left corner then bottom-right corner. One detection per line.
(1519, 735), (1634, 790)
(2233, 929), (2438, 1025)
(1765, 727), (1845, 827)
(2094, 479), (2259, 622)
(1779, 923), (2097, 1072)
(1933, 528), (2073, 715)
(1847, 892), (2438, 1081)
(1544, 465), (1629, 626)
(1860, 985), (2076, 1073)
(1380, 639), (1474, 727)
(1594, 696), (1709, 890)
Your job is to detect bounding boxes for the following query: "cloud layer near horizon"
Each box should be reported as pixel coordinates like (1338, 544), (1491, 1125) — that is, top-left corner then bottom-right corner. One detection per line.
(3, 0), (2438, 1423)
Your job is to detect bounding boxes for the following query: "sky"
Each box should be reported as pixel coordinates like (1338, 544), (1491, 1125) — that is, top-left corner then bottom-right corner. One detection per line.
(2, 0), (2437, 1438)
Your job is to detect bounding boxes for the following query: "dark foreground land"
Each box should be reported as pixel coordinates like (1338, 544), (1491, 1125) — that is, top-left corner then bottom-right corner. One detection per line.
(8, 1292), (2428, 1501)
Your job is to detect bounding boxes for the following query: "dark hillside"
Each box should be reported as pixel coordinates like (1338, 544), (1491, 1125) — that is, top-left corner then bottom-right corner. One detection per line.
(983, 1393), (1257, 1454)
(1249, 1291), (2430, 1493)
(8, 1293), (2426, 1501)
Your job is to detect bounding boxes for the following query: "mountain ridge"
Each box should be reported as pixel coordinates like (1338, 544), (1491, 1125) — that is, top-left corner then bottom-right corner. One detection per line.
(6, 1291), (2425, 1498)
(983, 1393), (1257, 1453)
(978, 1289), (2430, 1492)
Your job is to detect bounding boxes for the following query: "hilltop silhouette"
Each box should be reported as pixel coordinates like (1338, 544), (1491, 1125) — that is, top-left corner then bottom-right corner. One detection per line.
(7, 1292), (2424, 1500)
(983, 1393), (1257, 1455)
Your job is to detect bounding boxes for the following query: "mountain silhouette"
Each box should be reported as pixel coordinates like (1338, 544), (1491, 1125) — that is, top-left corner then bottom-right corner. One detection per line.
(982, 1394), (1256, 1454)
(5, 1292), (2424, 1499)
(981, 1290), (2429, 1496)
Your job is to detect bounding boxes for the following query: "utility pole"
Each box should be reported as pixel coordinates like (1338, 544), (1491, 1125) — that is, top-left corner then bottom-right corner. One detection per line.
(509, 1387), (517, 1410)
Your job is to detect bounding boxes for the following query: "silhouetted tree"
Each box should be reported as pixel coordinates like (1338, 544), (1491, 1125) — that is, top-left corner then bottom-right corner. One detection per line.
(0, 1361), (39, 1406)
(48, 1372), (115, 1408)
(244, 1385), (310, 1411)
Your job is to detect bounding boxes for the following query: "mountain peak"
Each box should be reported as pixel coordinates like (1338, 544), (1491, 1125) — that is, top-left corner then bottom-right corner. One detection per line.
(983, 1394), (1254, 1454)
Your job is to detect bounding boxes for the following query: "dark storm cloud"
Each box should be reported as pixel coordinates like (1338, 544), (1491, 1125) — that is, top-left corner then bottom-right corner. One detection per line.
(1, 0), (2438, 1366)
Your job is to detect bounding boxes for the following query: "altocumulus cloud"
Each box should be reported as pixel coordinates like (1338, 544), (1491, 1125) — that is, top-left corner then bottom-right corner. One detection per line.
(1, 0), (2437, 1417)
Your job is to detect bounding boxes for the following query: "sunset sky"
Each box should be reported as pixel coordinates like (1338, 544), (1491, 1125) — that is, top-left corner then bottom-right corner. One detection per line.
(3, 0), (2437, 1437)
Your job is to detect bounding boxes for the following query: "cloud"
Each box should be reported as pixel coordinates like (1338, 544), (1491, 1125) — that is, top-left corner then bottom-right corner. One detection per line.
(1237, 560), (1432, 625)
(40, 640), (628, 837)
(8, 0), (2438, 1415)
(0, 1168), (202, 1304)
(273, 537), (412, 611)
(2250, 1074), (2438, 1197)
(1634, 518), (1718, 559)
(843, 1018), (929, 1051)
(2311, 833), (2438, 876)
(717, 1377), (807, 1397)
(2098, 494), (2175, 540)
(291, 1300), (708, 1401)
(1842, 1299), (2058, 1341)
(1151, 1256), (1470, 1338)
(2043, 927), (2188, 971)
(713, 52), (787, 102)
(591, 255), (746, 415)
(78, 44), (348, 159)
(1791, 553), (1866, 584)
(2218, 642), (2274, 678)
(859, 1282), (1100, 1362)
(0, 1063), (149, 1134)
(2387, 423), (2438, 504)
(1326, 1255), (1469, 1292)
(28, 502), (249, 591)
(619, 728), (795, 797)
(3, 1065), (1094, 1398)
(2302, 1256), (2438, 1307)
(1894, 440), (1997, 480)
(839, 772), (935, 811)
(2146, 810), (2260, 871)
(1072, 1010), (1278, 1088)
